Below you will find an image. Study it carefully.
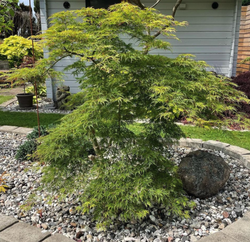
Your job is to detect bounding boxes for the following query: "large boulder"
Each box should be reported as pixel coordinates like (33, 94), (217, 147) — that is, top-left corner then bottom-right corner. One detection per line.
(178, 150), (230, 199)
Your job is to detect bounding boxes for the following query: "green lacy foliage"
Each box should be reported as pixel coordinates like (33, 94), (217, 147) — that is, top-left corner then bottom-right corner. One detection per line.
(16, 126), (49, 161)
(0, 35), (43, 67)
(0, 0), (18, 32)
(35, 3), (250, 227)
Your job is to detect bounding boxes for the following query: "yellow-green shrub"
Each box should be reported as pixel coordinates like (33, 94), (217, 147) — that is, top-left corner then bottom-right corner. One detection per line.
(0, 35), (43, 67)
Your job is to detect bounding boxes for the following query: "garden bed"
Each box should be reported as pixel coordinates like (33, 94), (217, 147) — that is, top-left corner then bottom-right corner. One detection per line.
(0, 132), (249, 242)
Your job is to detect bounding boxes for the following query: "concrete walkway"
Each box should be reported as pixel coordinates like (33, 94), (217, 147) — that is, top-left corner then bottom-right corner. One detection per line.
(0, 214), (73, 242)
(1, 125), (250, 241)
(0, 125), (74, 242)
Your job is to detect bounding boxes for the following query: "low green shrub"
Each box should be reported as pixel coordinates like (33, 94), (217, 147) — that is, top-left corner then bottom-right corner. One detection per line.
(15, 140), (37, 161)
(15, 126), (50, 161)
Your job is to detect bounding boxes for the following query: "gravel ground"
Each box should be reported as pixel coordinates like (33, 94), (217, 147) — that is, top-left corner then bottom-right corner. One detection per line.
(2, 98), (71, 114)
(0, 132), (250, 242)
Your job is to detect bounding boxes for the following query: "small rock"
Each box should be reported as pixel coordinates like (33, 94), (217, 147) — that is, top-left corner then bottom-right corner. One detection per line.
(222, 211), (229, 218)
(235, 207), (243, 217)
(41, 223), (48, 230)
(76, 231), (84, 239)
(70, 222), (77, 227)
(218, 223), (225, 230)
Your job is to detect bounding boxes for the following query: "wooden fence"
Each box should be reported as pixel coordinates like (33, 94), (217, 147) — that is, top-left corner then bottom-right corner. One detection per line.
(236, 6), (250, 75)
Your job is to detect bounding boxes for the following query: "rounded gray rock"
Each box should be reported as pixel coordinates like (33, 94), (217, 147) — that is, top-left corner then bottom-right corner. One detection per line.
(178, 150), (231, 198)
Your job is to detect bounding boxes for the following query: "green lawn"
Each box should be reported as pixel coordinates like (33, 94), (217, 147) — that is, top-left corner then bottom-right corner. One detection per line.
(181, 125), (250, 150)
(0, 110), (250, 150)
(0, 110), (65, 128)
(128, 123), (250, 150)
(0, 95), (14, 105)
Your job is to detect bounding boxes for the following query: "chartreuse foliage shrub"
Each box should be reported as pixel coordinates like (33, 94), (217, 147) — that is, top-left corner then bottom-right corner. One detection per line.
(35, 3), (250, 227)
(0, 35), (43, 67)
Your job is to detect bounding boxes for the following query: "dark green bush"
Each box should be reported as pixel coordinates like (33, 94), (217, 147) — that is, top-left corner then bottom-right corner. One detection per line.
(15, 140), (37, 161)
(15, 125), (50, 161)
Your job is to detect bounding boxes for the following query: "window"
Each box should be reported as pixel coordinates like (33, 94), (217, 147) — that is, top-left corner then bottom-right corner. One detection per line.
(86, 0), (121, 9)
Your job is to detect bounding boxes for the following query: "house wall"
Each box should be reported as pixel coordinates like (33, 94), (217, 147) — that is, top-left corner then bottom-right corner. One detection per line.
(40, 0), (241, 99)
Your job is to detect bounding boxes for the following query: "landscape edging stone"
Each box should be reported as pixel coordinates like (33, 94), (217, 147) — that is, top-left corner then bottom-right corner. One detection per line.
(0, 97), (17, 110)
(178, 138), (250, 169)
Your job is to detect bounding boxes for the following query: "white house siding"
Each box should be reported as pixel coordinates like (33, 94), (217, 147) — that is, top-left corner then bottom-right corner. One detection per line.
(40, 0), (86, 99)
(142, 0), (240, 76)
(40, 0), (241, 99)
(232, 0), (241, 76)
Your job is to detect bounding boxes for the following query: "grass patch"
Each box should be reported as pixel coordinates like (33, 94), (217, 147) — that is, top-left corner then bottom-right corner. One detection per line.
(128, 123), (250, 150)
(0, 111), (65, 128)
(0, 95), (14, 105)
(1, 112), (250, 150)
(181, 125), (250, 150)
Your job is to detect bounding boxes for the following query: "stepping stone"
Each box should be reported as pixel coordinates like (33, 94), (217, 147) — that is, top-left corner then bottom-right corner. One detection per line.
(0, 214), (18, 232)
(13, 127), (32, 134)
(0, 126), (18, 132)
(0, 222), (50, 242)
(0, 239), (9, 242)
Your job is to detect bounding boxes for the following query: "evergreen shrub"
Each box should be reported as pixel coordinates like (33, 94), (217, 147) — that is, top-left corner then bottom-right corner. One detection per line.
(34, 3), (250, 227)
(16, 126), (50, 161)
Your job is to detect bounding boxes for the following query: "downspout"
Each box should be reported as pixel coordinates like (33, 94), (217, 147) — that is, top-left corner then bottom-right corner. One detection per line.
(228, 0), (239, 77)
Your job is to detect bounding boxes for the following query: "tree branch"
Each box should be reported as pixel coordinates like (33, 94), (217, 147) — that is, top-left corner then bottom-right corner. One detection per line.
(152, 0), (182, 39)
(172, 0), (182, 19)
(89, 128), (101, 156)
(63, 47), (84, 57)
(46, 56), (66, 73)
(63, 47), (98, 64)
(150, 0), (161, 9)
(142, 0), (182, 54)
(129, 0), (145, 10)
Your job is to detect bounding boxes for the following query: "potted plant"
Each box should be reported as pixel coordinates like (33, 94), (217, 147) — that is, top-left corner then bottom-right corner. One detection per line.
(14, 57), (35, 108)
(6, 57), (62, 109)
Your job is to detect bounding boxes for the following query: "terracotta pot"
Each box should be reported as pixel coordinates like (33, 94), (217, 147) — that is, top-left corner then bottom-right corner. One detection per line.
(16, 93), (34, 108)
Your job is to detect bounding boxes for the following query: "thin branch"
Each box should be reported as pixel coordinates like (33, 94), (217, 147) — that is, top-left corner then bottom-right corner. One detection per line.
(172, 0), (182, 19)
(90, 128), (101, 156)
(63, 47), (98, 64)
(63, 47), (84, 57)
(130, 0), (145, 10)
(150, 0), (161, 8)
(46, 56), (66, 72)
(152, 0), (182, 39)
(143, 0), (182, 54)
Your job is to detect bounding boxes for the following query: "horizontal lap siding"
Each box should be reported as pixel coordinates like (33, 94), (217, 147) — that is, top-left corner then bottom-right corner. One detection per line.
(232, 2), (241, 76)
(145, 0), (236, 76)
(41, 0), (86, 98)
(41, 0), (238, 98)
